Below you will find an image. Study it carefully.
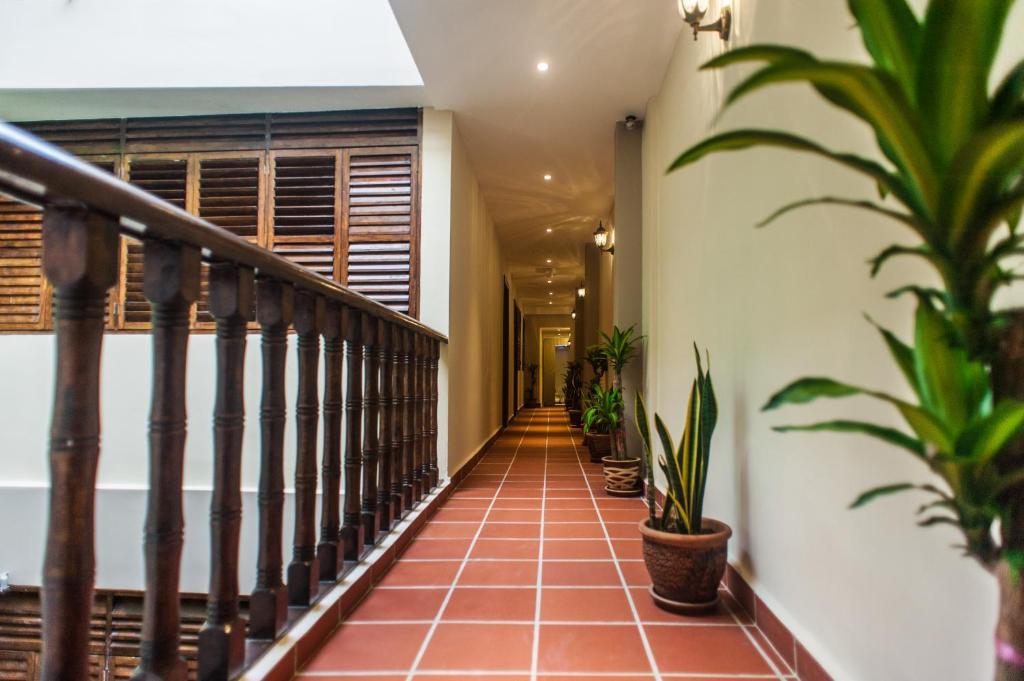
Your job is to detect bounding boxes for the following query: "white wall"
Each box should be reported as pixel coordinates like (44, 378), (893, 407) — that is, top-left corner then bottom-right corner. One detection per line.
(641, 2), (1024, 680)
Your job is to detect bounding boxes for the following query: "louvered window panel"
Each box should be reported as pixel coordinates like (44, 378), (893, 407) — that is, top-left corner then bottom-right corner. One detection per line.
(123, 159), (188, 328)
(195, 157), (261, 327)
(0, 196), (45, 330)
(271, 155), (337, 279)
(347, 242), (411, 313)
(347, 151), (413, 238)
(18, 118), (122, 155)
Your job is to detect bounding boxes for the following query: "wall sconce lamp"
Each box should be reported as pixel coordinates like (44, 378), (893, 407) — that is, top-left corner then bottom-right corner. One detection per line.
(593, 222), (615, 255)
(577, 282), (586, 298)
(677, 0), (731, 41)
(571, 309), (577, 320)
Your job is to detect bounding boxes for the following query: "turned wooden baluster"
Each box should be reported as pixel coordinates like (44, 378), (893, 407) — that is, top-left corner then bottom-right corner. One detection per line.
(400, 329), (414, 509)
(377, 320), (393, 530)
(317, 301), (343, 580)
(289, 292), (324, 606)
(132, 240), (201, 681)
(340, 306), (365, 559)
(249, 278), (293, 640)
(411, 334), (424, 503)
(429, 339), (440, 488)
(418, 335), (430, 492)
(361, 315), (382, 543)
(198, 263), (254, 681)
(390, 325), (405, 519)
(39, 205), (119, 681)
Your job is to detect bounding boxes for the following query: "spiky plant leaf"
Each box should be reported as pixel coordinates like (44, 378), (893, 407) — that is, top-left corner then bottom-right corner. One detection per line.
(758, 197), (925, 236)
(850, 483), (917, 509)
(774, 420), (926, 459)
(846, 0), (921, 97)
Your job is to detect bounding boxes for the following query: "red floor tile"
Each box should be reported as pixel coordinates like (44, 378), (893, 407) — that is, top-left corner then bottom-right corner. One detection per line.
(546, 509), (600, 522)
(543, 522), (605, 538)
(349, 587), (446, 622)
(542, 560), (622, 586)
(377, 560), (461, 587)
(610, 538), (644, 560)
(537, 624), (652, 674)
(618, 561), (652, 586)
(418, 623), (533, 671)
(458, 560), (538, 586)
(480, 522), (542, 538)
(544, 539), (613, 560)
(301, 623), (429, 672)
(443, 587), (536, 621)
(541, 587), (634, 622)
(402, 538), (472, 559)
(417, 522), (479, 539)
(432, 508), (488, 522)
(644, 624), (775, 675)
(490, 509), (542, 522)
(470, 538), (540, 559)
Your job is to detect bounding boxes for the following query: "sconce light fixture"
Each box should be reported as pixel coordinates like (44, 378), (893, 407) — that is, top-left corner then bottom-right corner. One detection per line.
(593, 222), (615, 255)
(577, 282), (586, 298)
(677, 0), (731, 41)
(571, 309), (577, 320)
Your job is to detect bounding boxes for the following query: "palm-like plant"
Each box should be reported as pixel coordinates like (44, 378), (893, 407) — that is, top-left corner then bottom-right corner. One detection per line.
(584, 344), (609, 396)
(668, 1), (1024, 676)
(562, 361), (583, 411)
(583, 384), (623, 437)
(600, 325), (644, 459)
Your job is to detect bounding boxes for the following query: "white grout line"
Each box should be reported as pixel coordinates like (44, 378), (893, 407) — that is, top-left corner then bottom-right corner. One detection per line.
(722, 598), (789, 680)
(564, 418), (663, 681)
(301, 671), (794, 679)
(529, 409), (550, 681)
(401, 409), (538, 681)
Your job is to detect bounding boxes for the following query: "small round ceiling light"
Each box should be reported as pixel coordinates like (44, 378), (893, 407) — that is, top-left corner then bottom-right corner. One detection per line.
(543, 174), (552, 181)
(546, 259), (552, 264)
(546, 227), (553, 233)
(537, 61), (550, 72)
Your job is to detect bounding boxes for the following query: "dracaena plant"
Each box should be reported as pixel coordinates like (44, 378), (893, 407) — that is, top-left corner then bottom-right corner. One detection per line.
(600, 325), (644, 459)
(562, 361), (583, 411)
(635, 347), (717, 534)
(667, 0), (1024, 676)
(583, 384), (623, 437)
(585, 344), (609, 396)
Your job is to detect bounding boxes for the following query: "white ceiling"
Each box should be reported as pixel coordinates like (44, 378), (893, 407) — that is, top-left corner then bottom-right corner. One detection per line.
(0, 0), (682, 315)
(389, 0), (681, 314)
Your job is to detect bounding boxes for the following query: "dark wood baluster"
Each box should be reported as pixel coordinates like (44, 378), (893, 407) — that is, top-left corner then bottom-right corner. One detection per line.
(198, 263), (254, 681)
(361, 315), (382, 543)
(340, 306), (365, 559)
(377, 320), (393, 530)
(317, 301), (343, 580)
(411, 334), (423, 503)
(288, 292), (324, 606)
(390, 325), (405, 519)
(429, 339), (440, 488)
(249, 278), (293, 640)
(132, 240), (201, 681)
(418, 335), (430, 493)
(39, 206), (119, 681)
(400, 329), (414, 509)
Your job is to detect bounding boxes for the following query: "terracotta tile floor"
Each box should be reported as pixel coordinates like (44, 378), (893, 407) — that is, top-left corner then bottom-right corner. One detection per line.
(297, 407), (797, 680)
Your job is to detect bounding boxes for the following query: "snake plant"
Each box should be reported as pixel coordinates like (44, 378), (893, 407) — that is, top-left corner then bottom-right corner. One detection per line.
(635, 347), (717, 535)
(667, 1), (1024, 676)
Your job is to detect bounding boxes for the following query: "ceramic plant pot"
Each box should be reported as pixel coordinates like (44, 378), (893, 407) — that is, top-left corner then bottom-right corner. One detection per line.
(601, 456), (642, 497)
(568, 409), (583, 427)
(639, 518), (732, 614)
(588, 432), (612, 463)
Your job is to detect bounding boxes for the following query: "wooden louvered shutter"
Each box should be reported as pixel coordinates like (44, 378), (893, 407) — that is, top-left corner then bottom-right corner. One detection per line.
(270, 154), (339, 278)
(342, 147), (418, 316)
(194, 156), (263, 327)
(0, 196), (46, 330)
(121, 158), (190, 329)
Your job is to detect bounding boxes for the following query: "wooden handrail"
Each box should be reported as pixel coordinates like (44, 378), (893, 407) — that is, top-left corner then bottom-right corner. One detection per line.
(0, 118), (447, 681)
(0, 120), (446, 342)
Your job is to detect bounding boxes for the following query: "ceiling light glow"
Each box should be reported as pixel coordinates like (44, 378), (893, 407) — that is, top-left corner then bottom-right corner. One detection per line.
(543, 174), (552, 181)
(537, 62), (549, 72)
(546, 228), (552, 233)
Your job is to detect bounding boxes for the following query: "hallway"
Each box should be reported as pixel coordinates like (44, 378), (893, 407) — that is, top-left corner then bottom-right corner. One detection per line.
(298, 408), (795, 680)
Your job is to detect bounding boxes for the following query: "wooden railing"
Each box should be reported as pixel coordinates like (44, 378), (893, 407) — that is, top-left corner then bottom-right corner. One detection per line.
(0, 120), (446, 681)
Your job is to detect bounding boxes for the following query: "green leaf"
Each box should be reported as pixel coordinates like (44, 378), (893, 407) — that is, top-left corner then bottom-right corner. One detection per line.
(702, 44), (814, 71)
(867, 244), (939, 278)
(666, 130), (917, 213)
(758, 197), (925, 237)
(945, 124), (1024, 251)
(864, 315), (920, 399)
(850, 483), (916, 509)
(917, 515), (961, 528)
(762, 377), (861, 411)
(913, 298), (980, 431)
(917, 0), (1015, 167)
(846, 0), (921, 98)
(955, 400), (1024, 463)
(774, 420), (925, 459)
(991, 59), (1024, 123)
(724, 61), (937, 214)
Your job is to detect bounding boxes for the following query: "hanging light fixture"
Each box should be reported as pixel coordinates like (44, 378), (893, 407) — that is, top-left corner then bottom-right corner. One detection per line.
(571, 309), (577, 320)
(593, 222), (614, 254)
(677, 0), (731, 41)
(577, 282), (586, 298)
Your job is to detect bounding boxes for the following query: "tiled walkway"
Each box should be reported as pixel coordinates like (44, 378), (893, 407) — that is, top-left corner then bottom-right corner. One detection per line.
(298, 407), (797, 680)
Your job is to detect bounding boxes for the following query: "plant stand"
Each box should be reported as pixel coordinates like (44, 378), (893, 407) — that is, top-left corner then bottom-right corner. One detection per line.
(602, 456), (642, 497)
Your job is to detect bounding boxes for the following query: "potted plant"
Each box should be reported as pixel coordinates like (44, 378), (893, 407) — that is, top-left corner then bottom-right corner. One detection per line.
(635, 347), (730, 614)
(563, 361), (583, 426)
(525, 362), (540, 407)
(600, 325), (644, 496)
(582, 384), (622, 464)
(668, 1), (1024, 674)
(581, 345), (610, 449)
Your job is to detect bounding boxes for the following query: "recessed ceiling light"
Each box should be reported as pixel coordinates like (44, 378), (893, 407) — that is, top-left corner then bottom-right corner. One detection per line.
(549, 301), (553, 305)
(537, 62), (549, 72)
(549, 292), (553, 296)
(546, 259), (552, 263)
(546, 227), (553, 233)
(543, 174), (552, 181)
(547, 279), (552, 284)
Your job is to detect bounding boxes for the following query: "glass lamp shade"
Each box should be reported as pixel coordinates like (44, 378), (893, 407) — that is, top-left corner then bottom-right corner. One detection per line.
(593, 223), (609, 249)
(677, 0), (708, 18)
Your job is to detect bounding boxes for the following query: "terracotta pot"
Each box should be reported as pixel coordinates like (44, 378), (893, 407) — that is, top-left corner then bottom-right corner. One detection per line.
(588, 432), (612, 463)
(568, 409), (583, 427)
(601, 456), (642, 497)
(639, 518), (732, 614)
